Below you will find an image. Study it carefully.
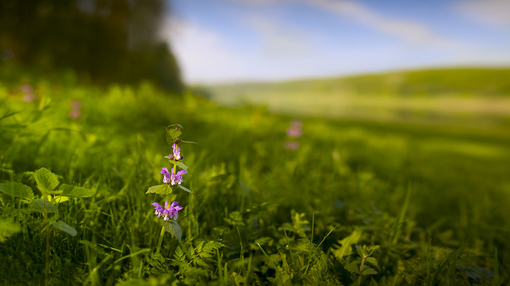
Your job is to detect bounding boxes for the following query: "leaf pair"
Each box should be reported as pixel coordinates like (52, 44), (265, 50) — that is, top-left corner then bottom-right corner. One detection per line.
(1, 168), (96, 239)
(146, 184), (192, 195)
(34, 168), (95, 198)
(165, 124), (197, 145)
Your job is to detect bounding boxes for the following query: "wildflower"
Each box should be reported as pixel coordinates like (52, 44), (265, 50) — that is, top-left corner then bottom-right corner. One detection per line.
(153, 202), (163, 217)
(171, 169), (187, 186)
(71, 100), (82, 109)
(286, 119), (303, 138)
(69, 100), (82, 118)
(284, 141), (300, 150)
(19, 84), (33, 94)
(160, 167), (171, 184)
(172, 144), (182, 160)
(152, 201), (183, 221)
(286, 127), (302, 138)
(22, 93), (36, 102)
(160, 167), (187, 186)
(19, 84), (36, 102)
(69, 110), (82, 119)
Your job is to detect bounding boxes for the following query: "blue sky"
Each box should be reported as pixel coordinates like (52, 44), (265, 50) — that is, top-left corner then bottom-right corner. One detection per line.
(161, 0), (510, 84)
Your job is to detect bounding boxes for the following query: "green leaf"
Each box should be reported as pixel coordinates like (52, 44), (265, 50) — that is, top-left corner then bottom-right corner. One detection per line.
(345, 261), (361, 273)
(51, 221), (77, 236)
(170, 130), (182, 140)
(178, 185), (193, 194)
(181, 140), (198, 145)
(0, 182), (34, 199)
(146, 184), (172, 195)
(60, 184), (96, 198)
(361, 267), (378, 275)
(174, 160), (188, 171)
(0, 220), (21, 243)
(166, 131), (174, 145)
(52, 196), (69, 204)
(33, 168), (59, 193)
(429, 243), (466, 286)
(365, 257), (378, 267)
(356, 245), (365, 257)
(166, 126), (182, 143)
(163, 220), (182, 241)
(392, 184), (411, 243)
(0, 110), (22, 122)
(163, 159), (188, 171)
(31, 199), (55, 213)
(333, 228), (362, 260)
(366, 245), (380, 254)
(167, 124), (184, 129)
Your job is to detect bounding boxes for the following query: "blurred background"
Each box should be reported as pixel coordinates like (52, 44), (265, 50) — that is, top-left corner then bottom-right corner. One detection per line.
(0, 0), (182, 91)
(167, 0), (510, 127)
(4, 0), (510, 125)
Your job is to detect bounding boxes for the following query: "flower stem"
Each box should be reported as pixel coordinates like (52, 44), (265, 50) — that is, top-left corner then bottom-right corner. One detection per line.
(156, 225), (166, 254)
(43, 203), (50, 286)
(358, 257), (365, 286)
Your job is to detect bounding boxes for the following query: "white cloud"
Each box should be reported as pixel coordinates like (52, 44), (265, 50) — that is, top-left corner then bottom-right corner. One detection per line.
(160, 18), (249, 84)
(456, 0), (510, 27)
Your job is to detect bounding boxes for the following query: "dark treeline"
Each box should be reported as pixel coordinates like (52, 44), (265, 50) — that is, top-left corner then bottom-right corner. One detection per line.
(0, 0), (182, 92)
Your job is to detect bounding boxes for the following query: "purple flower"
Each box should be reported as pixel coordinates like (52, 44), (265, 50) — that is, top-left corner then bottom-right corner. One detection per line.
(160, 167), (187, 186)
(69, 110), (82, 118)
(152, 202), (164, 217)
(286, 127), (302, 138)
(160, 167), (171, 184)
(284, 141), (300, 150)
(19, 84), (33, 94)
(152, 201), (183, 221)
(172, 144), (182, 160)
(71, 100), (82, 109)
(286, 119), (303, 138)
(171, 169), (187, 186)
(22, 93), (36, 102)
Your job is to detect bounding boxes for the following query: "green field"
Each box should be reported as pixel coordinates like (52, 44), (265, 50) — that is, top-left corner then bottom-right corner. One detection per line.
(1, 66), (510, 285)
(206, 68), (510, 129)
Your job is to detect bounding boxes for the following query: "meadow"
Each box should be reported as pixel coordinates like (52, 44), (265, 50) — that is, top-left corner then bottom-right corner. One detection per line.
(207, 68), (510, 128)
(1, 65), (510, 285)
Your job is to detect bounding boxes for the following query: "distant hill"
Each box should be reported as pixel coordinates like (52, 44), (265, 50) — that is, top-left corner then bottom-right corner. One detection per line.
(203, 68), (510, 126)
(205, 68), (510, 101)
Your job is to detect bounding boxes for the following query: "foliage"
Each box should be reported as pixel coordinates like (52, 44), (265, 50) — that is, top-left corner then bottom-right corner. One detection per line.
(0, 1), (181, 91)
(0, 70), (509, 285)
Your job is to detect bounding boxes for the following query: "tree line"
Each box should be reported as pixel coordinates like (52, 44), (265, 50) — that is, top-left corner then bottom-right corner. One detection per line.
(0, 0), (182, 92)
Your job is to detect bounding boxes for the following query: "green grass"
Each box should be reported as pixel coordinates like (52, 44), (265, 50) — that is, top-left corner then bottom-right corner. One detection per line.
(1, 67), (510, 285)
